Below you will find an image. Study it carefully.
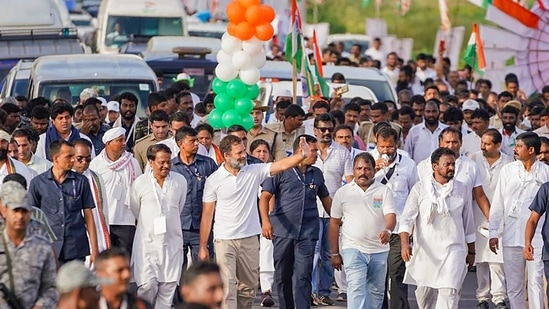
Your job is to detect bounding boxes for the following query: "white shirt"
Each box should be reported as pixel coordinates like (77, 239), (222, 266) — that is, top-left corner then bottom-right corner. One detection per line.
(303, 118), (314, 136)
(331, 181), (396, 253)
(404, 121), (448, 163)
(89, 152), (142, 225)
(364, 47), (385, 65)
(498, 127), (526, 157)
(23, 154), (52, 175)
(203, 163), (272, 240)
(489, 160), (549, 248)
(35, 131), (95, 160)
(130, 172), (187, 285)
(373, 153), (418, 232)
(461, 132), (481, 157)
(314, 143), (353, 218)
(399, 178), (475, 289)
(468, 151), (514, 263)
(0, 157), (35, 186)
(381, 66), (399, 88)
(534, 125), (549, 138)
(417, 155), (482, 192)
(415, 67), (437, 82)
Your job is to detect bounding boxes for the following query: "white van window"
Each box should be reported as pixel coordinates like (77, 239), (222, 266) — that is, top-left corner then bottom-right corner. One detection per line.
(105, 16), (183, 48)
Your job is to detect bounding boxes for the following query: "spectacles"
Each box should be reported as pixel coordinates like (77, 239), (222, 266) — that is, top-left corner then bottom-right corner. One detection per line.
(76, 156), (92, 163)
(316, 127), (334, 133)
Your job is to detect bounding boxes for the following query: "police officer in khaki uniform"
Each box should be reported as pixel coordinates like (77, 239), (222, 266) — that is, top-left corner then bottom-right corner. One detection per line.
(133, 110), (171, 171)
(248, 101), (287, 161)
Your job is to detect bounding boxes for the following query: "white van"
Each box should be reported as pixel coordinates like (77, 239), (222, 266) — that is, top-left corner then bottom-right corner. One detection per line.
(28, 54), (159, 118)
(96, 0), (189, 54)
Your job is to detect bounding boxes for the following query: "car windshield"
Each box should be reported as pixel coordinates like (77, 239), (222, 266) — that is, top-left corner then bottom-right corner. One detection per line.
(105, 16), (183, 48)
(348, 79), (394, 102)
(39, 80), (155, 118)
(12, 79), (28, 97)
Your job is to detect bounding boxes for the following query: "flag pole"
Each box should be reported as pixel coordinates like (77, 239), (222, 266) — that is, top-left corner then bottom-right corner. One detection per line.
(292, 58), (297, 104)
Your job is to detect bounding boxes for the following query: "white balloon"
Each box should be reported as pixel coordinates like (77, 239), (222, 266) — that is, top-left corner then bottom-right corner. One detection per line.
(232, 51), (252, 70)
(239, 66), (260, 85)
(250, 51), (266, 68)
(215, 63), (238, 82)
(242, 37), (263, 55)
(221, 33), (242, 55)
(216, 50), (233, 65)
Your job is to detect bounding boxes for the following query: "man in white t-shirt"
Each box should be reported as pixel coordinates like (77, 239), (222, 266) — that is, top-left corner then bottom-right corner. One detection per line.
(330, 152), (396, 309)
(199, 135), (311, 309)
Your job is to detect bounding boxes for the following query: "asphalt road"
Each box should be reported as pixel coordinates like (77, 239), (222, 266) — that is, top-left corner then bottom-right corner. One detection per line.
(252, 271), (489, 308)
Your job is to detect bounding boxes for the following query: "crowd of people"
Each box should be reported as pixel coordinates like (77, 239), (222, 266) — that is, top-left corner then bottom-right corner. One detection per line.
(1, 43), (549, 309)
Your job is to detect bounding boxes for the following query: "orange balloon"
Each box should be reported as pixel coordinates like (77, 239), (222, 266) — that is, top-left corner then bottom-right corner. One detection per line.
(227, 22), (238, 36)
(226, 1), (246, 24)
(235, 22), (255, 41)
(255, 23), (274, 41)
(239, 0), (260, 9)
(245, 5), (263, 26)
(260, 5), (275, 23)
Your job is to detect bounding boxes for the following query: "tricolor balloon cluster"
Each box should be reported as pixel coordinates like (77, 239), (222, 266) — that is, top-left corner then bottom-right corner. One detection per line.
(209, 0), (275, 130)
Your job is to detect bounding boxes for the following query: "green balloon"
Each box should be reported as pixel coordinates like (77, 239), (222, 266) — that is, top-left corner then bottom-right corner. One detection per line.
(234, 97), (254, 116)
(226, 79), (247, 98)
(208, 109), (224, 129)
(241, 114), (254, 131)
(212, 77), (228, 94)
(222, 110), (242, 128)
(214, 93), (234, 112)
(246, 84), (260, 99)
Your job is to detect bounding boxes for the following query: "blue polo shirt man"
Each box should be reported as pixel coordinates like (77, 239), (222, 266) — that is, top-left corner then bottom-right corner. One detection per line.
(170, 127), (218, 268)
(260, 135), (332, 309)
(28, 140), (98, 264)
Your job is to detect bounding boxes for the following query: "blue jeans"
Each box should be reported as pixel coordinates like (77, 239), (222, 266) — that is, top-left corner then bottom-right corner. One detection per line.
(341, 248), (389, 309)
(312, 218), (333, 297)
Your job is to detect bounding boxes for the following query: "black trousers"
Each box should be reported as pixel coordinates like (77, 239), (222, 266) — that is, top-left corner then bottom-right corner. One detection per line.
(382, 234), (410, 309)
(110, 225), (136, 256)
(273, 236), (316, 309)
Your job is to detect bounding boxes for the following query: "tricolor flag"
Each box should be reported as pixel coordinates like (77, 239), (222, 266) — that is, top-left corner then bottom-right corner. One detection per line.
(285, 0), (303, 71)
(311, 30), (329, 98)
(463, 24), (487, 73)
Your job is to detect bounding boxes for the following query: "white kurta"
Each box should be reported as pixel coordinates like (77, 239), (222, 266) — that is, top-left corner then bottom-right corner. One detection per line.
(399, 179), (475, 290)
(89, 153), (142, 225)
(468, 151), (514, 263)
(0, 157), (35, 187)
(489, 160), (549, 249)
(130, 172), (187, 285)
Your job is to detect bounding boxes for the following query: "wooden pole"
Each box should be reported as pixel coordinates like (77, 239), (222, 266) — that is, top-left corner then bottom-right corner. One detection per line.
(292, 58), (297, 104)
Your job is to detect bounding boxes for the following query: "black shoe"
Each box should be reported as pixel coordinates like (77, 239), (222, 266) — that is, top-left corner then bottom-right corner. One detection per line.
(260, 292), (275, 307)
(495, 301), (508, 309)
(476, 301), (489, 309)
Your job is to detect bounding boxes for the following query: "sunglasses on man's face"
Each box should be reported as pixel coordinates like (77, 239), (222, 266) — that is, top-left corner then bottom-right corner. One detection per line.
(316, 127), (334, 133)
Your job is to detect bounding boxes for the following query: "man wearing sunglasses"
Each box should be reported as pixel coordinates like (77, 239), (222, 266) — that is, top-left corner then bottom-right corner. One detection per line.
(311, 113), (353, 305)
(72, 138), (110, 266)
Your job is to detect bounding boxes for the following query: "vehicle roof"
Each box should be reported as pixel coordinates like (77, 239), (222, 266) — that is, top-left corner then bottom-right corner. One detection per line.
(31, 54), (157, 81)
(142, 36), (221, 58)
(327, 34), (371, 42)
(0, 38), (84, 60)
(260, 61), (389, 82)
(187, 21), (227, 37)
(261, 80), (377, 101)
(0, 0), (71, 29)
(103, 0), (186, 16)
(13, 60), (33, 79)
